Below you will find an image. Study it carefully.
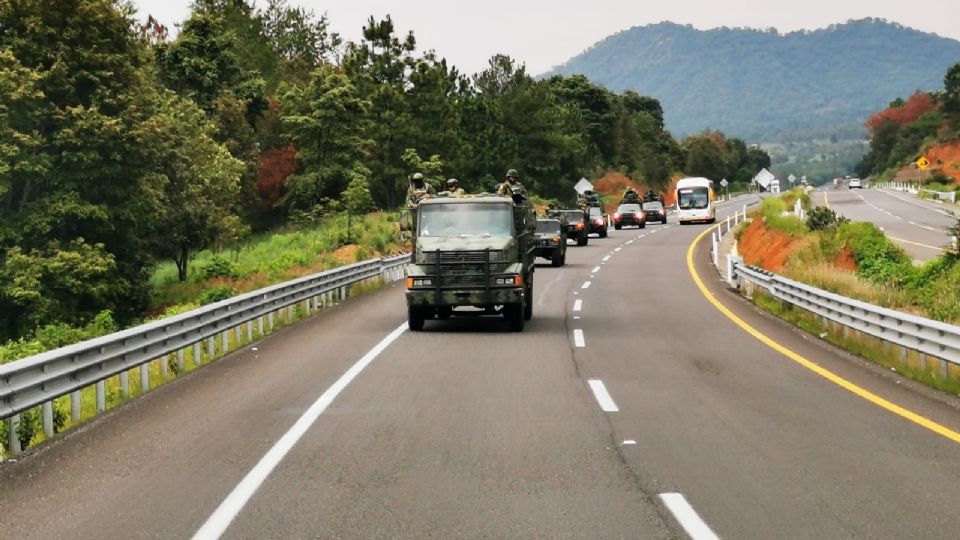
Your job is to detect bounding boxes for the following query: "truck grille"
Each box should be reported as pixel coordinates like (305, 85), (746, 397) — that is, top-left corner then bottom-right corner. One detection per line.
(418, 250), (507, 289)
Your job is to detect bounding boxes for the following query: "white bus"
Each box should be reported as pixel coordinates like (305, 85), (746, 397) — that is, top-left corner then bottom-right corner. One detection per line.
(675, 177), (715, 224)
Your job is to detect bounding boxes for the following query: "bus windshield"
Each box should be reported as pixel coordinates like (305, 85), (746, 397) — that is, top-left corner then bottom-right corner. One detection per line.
(678, 187), (710, 210)
(418, 204), (512, 237)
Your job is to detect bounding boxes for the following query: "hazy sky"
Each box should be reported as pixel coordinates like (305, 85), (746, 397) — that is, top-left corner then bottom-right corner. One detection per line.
(132, 0), (960, 75)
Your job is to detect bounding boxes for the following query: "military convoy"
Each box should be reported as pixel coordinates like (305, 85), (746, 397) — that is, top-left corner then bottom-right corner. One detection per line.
(400, 173), (660, 331)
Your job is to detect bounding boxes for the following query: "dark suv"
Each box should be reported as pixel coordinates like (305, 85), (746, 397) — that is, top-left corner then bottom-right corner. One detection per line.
(586, 205), (609, 238)
(641, 200), (667, 224)
(613, 203), (645, 229)
(552, 209), (589, 246)
(534, 218), (567, 266)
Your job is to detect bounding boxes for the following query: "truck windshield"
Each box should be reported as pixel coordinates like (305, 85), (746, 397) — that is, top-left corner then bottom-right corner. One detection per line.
(419, 203), (513, 237)
(536, 220), (560, 234)
(678, 187), (710, 209)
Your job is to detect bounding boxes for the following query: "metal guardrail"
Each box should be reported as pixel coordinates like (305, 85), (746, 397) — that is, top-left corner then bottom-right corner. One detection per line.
(730, 262), (960, 365)
(2, 253), (410, 456)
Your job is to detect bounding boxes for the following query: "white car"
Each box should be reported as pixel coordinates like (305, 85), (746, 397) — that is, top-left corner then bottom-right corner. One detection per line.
(849, 178), (862, 189)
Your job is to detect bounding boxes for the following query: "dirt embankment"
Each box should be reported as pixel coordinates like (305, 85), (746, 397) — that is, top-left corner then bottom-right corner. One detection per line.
(923, 138), (960, 184)
(739, 219), (798, 272)
(739, 219), (858, 274)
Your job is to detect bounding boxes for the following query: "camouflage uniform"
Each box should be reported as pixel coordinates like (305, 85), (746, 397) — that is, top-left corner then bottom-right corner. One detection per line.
(497, 169), (527, 198)
(406, 172), (437, 206)
(445, 178), (466, 197)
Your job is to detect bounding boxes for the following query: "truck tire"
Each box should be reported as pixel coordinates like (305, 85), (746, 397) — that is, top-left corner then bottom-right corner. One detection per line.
(577, 233), (588, 246)
(505, 303), (524, 332)
(551, 251), (563, 267)
(600, 228), (608, 238)
(408, 306), (426, 331)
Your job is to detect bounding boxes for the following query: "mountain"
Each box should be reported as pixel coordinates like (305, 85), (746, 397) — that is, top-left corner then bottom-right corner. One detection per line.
(546, 19), (960, 141)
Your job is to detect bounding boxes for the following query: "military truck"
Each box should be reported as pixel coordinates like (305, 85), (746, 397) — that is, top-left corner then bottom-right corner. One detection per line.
(402, 194), (536, 331)
(533, 217), (567, 266)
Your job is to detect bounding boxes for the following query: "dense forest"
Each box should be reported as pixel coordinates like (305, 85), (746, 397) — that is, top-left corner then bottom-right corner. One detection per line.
(548, 19), (960, 142)
(0, 0), (767, 345)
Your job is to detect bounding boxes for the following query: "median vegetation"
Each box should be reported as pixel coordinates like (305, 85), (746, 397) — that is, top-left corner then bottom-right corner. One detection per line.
(740, 191), (960, 325)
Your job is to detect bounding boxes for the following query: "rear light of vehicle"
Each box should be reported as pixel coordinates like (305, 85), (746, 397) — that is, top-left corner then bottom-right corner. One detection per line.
(406, 277), (433, 288)
(552, 235), (560, 242)
(576, 223), (584, 230)
(494, 275), (522, 286)
(594, 218), (603, 225)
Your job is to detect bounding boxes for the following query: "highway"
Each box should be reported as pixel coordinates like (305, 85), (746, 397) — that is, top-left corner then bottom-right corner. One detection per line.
(821, 188), (956, 262)
(4, 197), (960, 539)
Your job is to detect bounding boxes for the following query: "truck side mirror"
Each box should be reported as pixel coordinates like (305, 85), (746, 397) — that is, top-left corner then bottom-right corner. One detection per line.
(399, 209), (412, 232)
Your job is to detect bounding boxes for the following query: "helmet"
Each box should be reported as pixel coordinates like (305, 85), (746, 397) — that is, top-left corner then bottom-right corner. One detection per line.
(446, 178), (458, 187)
(506, 169), (519, 179)
(412, 172), (424, 181)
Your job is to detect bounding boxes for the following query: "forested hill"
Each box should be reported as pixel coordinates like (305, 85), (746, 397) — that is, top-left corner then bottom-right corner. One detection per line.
(547, 19), (960, 140)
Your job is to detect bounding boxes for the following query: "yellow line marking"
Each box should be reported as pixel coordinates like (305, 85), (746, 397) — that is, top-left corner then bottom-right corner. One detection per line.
(687, 226), (960, 444)
(823, 190), (830, 209)
(887, 236), (946, 252)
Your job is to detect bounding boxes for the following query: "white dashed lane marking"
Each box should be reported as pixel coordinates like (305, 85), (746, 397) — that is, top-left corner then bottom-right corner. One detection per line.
(587, 379), (619, 412)
(659, 493), (720, 540)
(581, 281), (592, 289)
(573, 299), (582, 312)
(573, 329), (586, 348)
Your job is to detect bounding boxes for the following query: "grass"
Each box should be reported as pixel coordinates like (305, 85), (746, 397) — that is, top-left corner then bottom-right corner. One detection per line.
(150, 212), (402, 309)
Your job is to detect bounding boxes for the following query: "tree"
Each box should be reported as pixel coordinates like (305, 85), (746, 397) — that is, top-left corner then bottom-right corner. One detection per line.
(145, 94), (245, 281)
(278, 64), (370, 212)
(342, 168), (374, 242)
(944, 62), (960, 128)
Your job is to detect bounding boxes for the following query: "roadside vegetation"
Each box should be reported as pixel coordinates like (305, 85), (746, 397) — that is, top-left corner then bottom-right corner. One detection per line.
(741, 190), (960, 324)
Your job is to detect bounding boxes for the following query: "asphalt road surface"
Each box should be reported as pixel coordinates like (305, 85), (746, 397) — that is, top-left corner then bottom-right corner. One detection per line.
(820, 188), (956, 262)
(4, 195), (960, 539)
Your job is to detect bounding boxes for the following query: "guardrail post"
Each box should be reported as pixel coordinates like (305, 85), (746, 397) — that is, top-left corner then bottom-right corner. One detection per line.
(247, 320), (254, 342)
(96, 381), (106, 413)
(287, 305), (294, 321)
(71, 391), (81, 422)
(221, 330), (229, 354)
(120, 371), (129, 398)
(257, 316), (264, 336)
(340, 286), (348, 300)
(207, 336), (216, 357)
(8, 415), (21, 457)
(268, 312), (274, 331)
(234, 325), (242, 344)
(140, 362), (150, 392)
(711, 233), (719, 267)
(42, 401), (53, 438)
(193, 342), (202, 367)
(177, 348), (185, 371)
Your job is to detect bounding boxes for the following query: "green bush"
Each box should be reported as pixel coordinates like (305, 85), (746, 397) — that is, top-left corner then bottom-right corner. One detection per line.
(762, 196), (807, 236)
(202, 255), (237, 279)
(198, 286), (235, 305)
(838, 222), (914, 286)
(805, 206), (849, 231)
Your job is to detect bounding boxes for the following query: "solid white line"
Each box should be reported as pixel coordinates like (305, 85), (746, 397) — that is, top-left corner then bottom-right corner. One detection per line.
(192, 323), (408, 540)
(659, 493), (720, 540)
(591, 266), (601, 273)
(587, 379), (619, 412)
(573, 329), (586, 347)
(581, 281), (592, 289)
(573, 299), (582, 312)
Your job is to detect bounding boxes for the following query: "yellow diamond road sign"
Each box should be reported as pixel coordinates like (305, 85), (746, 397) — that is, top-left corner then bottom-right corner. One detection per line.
(916, 156), (930, 170)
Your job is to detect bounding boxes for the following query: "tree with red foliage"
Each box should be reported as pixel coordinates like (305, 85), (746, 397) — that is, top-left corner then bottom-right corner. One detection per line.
(866, 92), (936, 133)
(256, 144), (297, 205)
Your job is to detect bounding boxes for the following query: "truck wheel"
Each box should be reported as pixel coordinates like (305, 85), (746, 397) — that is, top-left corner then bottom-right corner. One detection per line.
(615, 224), (622, 230)
(577, 233), (587, 246)
(436, 306), (452, 320)
(639, 221), (646, 229)
(408, 306), (426, 331)
(600, 228), (608, 238)
(504, 303), (525, 332)
(551, 251), (562, 267)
